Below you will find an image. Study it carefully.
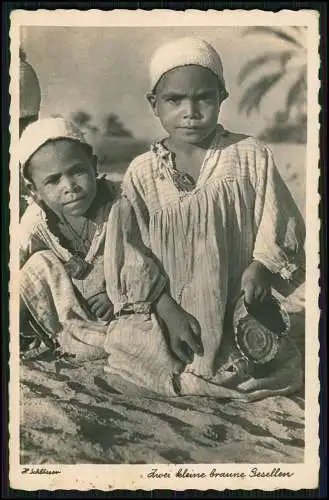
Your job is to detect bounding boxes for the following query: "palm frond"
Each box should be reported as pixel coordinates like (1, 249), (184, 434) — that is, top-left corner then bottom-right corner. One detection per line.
(291, 26), (307, 40)
(241, 27), (304, 48)
(239, 71), (285, 116)
(285, 68), (307, 111)
(237, 50), (293, 85)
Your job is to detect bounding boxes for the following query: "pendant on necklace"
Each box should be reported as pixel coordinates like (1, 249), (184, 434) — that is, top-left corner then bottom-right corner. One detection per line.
(172, 171), (196, 192)
(64, 256), (92, 279)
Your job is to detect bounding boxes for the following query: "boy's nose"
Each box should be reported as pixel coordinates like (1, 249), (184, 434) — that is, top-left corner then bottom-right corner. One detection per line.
(62, 176), (79, 193)
(183, 99), (200, 118)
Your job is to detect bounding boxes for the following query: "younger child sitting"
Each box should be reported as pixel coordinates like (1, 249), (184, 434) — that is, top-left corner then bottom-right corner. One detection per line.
(19, 117), (118, 361)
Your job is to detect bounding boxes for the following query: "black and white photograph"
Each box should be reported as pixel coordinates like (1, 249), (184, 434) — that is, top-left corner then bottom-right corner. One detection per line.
(9, 8), (320, 491)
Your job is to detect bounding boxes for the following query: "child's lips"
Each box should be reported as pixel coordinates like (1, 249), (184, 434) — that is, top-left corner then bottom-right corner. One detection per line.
(64, 196), (85, 206)
(179, 125), (203, 131)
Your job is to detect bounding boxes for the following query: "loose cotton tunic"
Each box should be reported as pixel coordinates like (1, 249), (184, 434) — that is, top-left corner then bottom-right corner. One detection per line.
(20, 177), (119, 360)
(105, 125), (306, 383)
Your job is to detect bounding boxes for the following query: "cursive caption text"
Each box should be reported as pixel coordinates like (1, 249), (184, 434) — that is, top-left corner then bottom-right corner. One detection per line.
(147, 467), (294, 479)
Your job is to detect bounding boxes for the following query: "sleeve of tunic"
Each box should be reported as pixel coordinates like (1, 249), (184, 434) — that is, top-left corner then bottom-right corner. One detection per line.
(104, 173), (168, 315)
(252, 144), (306, 295)
(20, 204), (50, 268)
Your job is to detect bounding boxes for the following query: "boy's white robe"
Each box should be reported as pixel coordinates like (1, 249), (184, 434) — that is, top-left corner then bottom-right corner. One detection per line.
(104, 126), (305, 399)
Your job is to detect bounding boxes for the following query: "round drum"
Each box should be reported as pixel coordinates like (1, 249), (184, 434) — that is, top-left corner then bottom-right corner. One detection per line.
(233, 294), (290, 365)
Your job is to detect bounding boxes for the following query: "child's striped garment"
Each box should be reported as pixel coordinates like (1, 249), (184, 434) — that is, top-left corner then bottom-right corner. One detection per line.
(20, 178), (119, 360)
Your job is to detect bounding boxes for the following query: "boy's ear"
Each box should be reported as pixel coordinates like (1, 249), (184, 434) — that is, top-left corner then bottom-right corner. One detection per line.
(25, 181), (40, 203)
(219, 88), (229, 105)
(146, 92), (159, 117)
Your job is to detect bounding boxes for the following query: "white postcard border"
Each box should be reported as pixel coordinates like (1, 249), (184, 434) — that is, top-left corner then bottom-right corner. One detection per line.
(8, 8), (321, 491)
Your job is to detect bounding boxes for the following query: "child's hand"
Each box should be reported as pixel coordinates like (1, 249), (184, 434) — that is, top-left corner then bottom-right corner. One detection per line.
(87, 292), (114, 322)
(155, 292), (204, 365)
(241, 261), (273, 305)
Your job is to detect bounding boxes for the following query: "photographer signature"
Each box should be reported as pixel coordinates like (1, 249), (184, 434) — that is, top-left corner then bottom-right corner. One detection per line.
(22, 467), (61, 475)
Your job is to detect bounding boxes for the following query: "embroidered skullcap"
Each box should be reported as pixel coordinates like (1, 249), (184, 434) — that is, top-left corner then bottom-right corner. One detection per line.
(20, 52), (41, 119)
(19, 116), (91, 177)
(149, 37), (227, 94)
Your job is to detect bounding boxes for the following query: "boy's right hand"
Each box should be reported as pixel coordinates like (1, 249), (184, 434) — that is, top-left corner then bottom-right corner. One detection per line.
(87, 292), (114, 322)
(155, 292), (204, 365)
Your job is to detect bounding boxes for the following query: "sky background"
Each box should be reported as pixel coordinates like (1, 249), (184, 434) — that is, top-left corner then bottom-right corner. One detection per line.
(21, 25), (305, 141)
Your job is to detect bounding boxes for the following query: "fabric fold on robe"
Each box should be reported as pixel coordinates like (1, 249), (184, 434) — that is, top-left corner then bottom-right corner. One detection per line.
(21, 250), (108, 362)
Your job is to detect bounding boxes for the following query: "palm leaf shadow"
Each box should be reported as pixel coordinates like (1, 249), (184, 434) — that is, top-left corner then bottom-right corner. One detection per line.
(238, 71), (285, 116)
(241, 27), (305, 48)
(237, 27), (307, 125)
(237, 50), (293, 86)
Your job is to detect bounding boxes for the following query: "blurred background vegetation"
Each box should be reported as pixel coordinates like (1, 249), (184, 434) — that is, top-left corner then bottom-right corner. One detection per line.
(237, 26), (307, 144)
(21, 26), (307, 215)
(67, 110), (148, 177)
(66, 26), (307, 173)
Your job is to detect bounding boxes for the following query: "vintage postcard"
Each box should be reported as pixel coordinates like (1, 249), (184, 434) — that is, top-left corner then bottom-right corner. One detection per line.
(9, 8), (320, 492)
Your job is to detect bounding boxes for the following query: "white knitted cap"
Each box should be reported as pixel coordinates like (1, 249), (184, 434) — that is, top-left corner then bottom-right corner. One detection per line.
(19, 117), (90, 176)
(149, 37), (227, 93)
(20, 58), (41, 119)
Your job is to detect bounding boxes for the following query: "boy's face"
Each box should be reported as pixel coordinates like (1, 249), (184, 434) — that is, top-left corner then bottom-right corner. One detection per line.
(148, 65), (224, 146)
(27, 139), (97, 217)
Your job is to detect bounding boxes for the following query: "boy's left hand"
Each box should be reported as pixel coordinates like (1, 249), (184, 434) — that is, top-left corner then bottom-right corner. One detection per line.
(241, 261), (273, 305)
(87, 292), (114, 322)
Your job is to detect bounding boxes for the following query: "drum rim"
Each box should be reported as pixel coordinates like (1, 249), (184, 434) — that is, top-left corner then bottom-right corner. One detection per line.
(233, 294), (291, 365)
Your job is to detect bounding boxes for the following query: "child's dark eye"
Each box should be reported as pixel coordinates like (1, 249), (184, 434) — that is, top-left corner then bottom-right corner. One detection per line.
(68, 165), (90, 179)
(197, 93), (216, 102)
(44, 177), (60, 186)
(72, 164), (88, 175)
(166, 97), (181, 105)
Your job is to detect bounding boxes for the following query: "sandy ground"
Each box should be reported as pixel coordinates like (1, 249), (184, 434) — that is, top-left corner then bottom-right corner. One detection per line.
(20, 142), (307, 465)
(20, 360), (305, 464)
